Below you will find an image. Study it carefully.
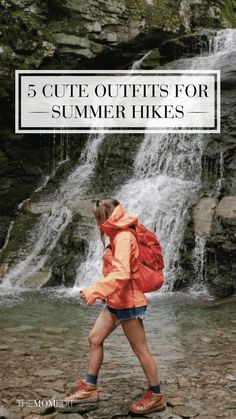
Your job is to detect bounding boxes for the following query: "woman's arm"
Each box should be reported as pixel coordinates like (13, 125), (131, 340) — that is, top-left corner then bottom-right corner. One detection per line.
(82, 231), (132, 304)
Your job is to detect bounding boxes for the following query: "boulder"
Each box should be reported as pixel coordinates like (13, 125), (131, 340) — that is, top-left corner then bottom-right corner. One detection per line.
(0, 407), (18, 419)
(216, 196), (236, 220)
(159, 32), (213, 61)
(173, 405), (200, 417)
(192, 197), (216, 237)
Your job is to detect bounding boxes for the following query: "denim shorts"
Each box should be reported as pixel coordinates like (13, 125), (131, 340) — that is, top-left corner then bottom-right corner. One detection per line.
(104, 305), (147, 322)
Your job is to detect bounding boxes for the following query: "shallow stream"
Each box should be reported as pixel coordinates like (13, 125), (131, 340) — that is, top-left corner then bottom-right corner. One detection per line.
(0, 289), (235, 418)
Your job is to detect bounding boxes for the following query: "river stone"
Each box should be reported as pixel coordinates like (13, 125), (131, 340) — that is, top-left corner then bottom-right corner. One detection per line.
(49, 380), (65, 393)
(41, 414), (57, 419)
(192, 197), (216, 237)
(0, 406), (17, 419)
(0, 263), (10, 278)
(43, 327), (66, 335)
(226, 373), (236, 381)
(167, 397), (185, 407)
(34, 388), (51, 397)
(59, 47), (95, 59)
(55, 414), (84, 419)
(40, 405), (56, 416)
(26, 202), (55, 214)
(173, 405), (200, 417)
(0, 345), (9, 351)
(207, 351), (221, 357)
(216, 197), (236, 219)
(57, 402), (98, 414)
(4, 325), (34, 333)
(53, 34), (91, 48)
(22, 269), (52, 289)
(33, 369), (64, 378)
(67, 199), (94, 216)
(177, 375), (190, 388)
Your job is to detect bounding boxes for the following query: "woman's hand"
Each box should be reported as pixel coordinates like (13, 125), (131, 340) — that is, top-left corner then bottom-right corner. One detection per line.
(80, 291), (87, 303)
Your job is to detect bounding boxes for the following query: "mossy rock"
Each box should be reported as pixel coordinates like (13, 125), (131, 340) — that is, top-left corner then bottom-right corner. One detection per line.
(141, 49), (161, 69)
(12, 10), (42, 32)
(159, 32), (211, 61)
(89, 134), (142, 195)
(223, 0), (236, 28)
(0, 211), (39, 262)
(125, 0), (183, 33)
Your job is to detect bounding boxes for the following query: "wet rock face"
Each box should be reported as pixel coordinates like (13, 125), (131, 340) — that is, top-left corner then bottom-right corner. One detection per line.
(89, 134), (142, 195)
(180, 0), (236, 31)
(177, 195), (236, 296)
(159, 32), (212, 61)
(0, 134), (86, 253)
(0, 0), (233, 96)
(176, 52), (236, 297)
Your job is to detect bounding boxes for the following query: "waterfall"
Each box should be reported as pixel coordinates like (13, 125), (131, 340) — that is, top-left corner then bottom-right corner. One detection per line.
(75, 133), (203, 291)
(131, 51), (151, 70)
(0, 221), (14, 258)
(1, 134), (104, 288)
(75, 29), (236, 293)
(210, 28), (236, 54)
(116, 134), (203, 285)
(218, 148), (224, 191)
(192, 235), (206, 283)
(2, 29), (235, 292)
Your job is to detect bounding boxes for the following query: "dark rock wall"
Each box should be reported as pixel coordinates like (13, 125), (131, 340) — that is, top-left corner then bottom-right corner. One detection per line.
(1, 0), (234, 95)
(177, 62), (236, 296)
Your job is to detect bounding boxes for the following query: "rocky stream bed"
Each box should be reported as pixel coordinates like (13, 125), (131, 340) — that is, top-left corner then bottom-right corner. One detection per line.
(0, 290), (235, 419)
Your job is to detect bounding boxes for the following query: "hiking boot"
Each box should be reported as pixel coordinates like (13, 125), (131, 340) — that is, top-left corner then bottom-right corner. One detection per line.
(129, 389), (166, 416)
(64, 379), (99, 403)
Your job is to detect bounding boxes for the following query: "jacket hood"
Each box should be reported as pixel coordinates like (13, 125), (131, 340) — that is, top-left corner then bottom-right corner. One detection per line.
(101, 204), (138, 236)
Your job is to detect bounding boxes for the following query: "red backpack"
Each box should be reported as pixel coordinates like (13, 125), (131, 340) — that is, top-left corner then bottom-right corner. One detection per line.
(128, 223), (164, 293)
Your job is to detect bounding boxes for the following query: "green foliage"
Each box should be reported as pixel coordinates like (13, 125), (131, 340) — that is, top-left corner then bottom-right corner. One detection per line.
(124, 0), (182, 32)
(223, 0), (236, 27)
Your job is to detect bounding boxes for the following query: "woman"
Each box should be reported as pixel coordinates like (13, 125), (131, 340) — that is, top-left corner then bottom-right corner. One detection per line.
(64, 198), (166, 415)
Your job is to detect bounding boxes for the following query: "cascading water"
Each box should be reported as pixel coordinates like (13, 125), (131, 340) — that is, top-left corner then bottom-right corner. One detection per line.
(192, 235), (206, 284)
(75, 29), (236, 292)
(76, 132), (203, 291)
(0, 221), (14, 259)
(218, 148), (224, 192)
(131, 51), (151, 70)
(1, 134), (104, 288)
(1, 29), (235, 292)
(116, 134), (204, 284)
(210, 28), (236, 54)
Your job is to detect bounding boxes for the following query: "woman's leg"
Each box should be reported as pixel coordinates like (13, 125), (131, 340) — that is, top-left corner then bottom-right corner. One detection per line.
(64, 310), (118, 402)
(121, 318), (159, 386)
(87, 309), (119, 377)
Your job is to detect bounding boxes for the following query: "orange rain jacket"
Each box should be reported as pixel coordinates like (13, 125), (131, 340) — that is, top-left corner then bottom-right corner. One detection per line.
(82, 204), (148, 309)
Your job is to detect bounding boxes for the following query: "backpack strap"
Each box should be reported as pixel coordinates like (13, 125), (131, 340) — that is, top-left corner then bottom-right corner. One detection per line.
(109, 227), (141, 307)
(109, 227), (140, 276)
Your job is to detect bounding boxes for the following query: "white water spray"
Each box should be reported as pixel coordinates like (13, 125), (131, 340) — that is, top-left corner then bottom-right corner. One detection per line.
(74, 29), (236, 291)
(131, 51), (151, 70)
(192, 235), (206, 283)
(1, 134), (104, 287)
